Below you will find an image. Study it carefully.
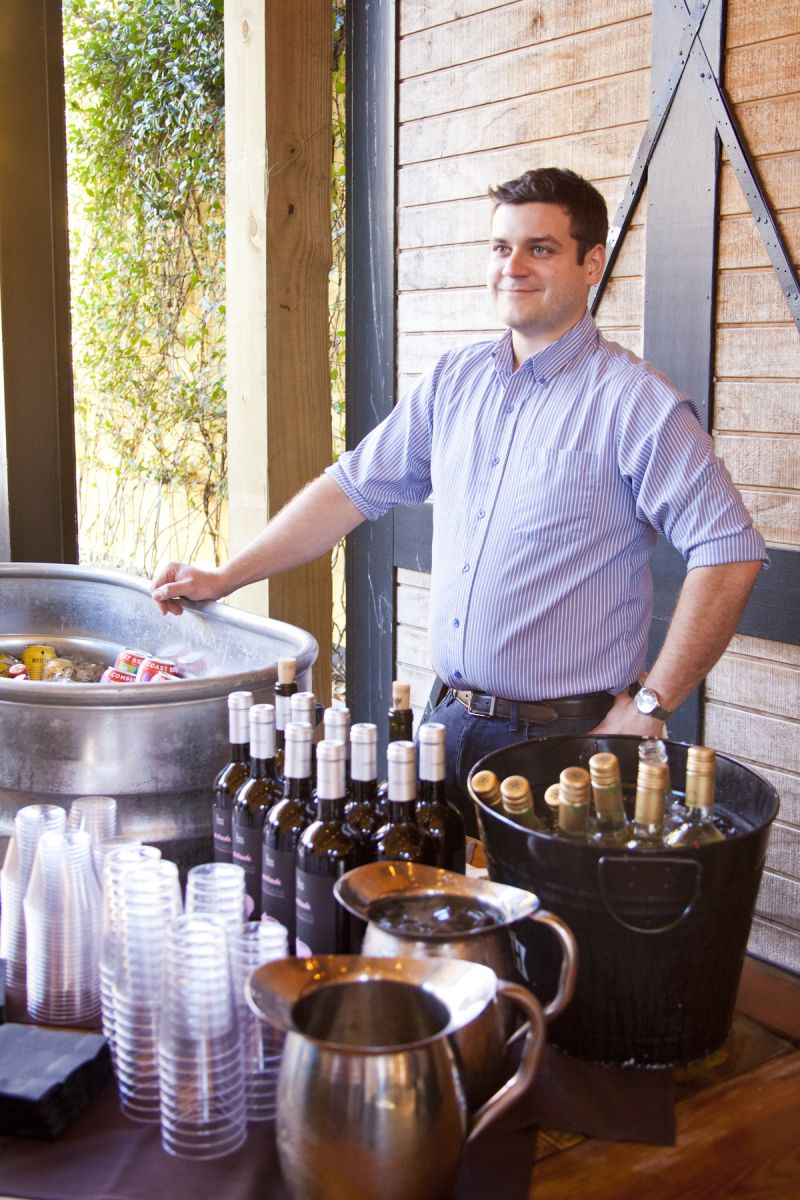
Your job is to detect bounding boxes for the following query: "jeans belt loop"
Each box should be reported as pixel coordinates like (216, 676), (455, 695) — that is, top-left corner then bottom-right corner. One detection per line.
(467, 691), (496, 718)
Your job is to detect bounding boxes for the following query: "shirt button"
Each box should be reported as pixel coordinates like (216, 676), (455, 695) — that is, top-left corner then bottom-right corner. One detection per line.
(452, 618), (459, 628)
(454, 671), (463, 681)
(477, 509), (485, 519)
(491, 455), (500, 466)
(505, 404), (514, 414)
(462, 563), (470, 573)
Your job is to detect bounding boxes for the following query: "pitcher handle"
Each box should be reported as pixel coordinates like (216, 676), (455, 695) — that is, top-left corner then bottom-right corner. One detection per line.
(467, 981), (545, 1144)
(528, 908), (579, 1020)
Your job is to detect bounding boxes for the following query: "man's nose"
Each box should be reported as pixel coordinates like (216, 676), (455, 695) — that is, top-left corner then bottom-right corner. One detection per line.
(502, 247), (528, 273)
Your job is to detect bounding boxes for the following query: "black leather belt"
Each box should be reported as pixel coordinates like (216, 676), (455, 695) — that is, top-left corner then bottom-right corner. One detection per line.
(452, 688), (614, 725)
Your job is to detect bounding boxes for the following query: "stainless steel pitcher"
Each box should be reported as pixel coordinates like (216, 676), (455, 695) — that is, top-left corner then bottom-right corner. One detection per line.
(247, 955), (545, 1200)
(333, 861), (577, 1106)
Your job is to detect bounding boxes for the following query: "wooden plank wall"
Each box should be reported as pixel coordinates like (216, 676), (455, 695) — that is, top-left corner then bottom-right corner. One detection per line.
(705, 0), (800, 972)
(394, 0), (799, 972)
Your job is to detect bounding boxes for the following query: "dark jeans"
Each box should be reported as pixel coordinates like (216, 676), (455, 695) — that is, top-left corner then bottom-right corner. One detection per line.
(426, 690), (606, 839)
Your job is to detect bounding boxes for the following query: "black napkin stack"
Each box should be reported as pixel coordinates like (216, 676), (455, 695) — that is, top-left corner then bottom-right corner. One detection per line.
(0, 1023), (112, 1139)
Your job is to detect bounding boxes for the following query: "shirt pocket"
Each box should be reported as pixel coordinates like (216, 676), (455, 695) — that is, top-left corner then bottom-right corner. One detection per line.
(511, 448), (598, 543)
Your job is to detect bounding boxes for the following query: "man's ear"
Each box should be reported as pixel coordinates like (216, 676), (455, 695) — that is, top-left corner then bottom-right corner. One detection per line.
(585, 242), (605, 285)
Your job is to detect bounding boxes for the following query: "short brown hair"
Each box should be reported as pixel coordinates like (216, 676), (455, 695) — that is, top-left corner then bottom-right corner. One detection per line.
(488, 168), (608, 264)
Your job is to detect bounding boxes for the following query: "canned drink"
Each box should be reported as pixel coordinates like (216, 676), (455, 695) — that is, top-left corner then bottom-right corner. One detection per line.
(150, 670), (179, 683)
(115, 647), (151, 675)
(42, 657), (77, 682)
(135, 657), (179, 683)
(22, 644), (57, 680)
(101, 667), (136, 684)
(9, 662), (29, 679)
(0, 653), (18, 678)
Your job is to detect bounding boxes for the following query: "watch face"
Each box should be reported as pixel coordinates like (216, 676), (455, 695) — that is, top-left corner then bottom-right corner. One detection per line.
(636, 686), (660, 715)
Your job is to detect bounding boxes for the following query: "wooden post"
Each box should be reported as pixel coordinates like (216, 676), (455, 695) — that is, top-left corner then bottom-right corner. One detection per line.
(225, 1), (333, 702)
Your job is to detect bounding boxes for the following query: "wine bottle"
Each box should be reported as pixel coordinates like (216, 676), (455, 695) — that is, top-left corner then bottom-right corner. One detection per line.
(627, 761), (668, 849)
(471, 770), (501, 807)
(557, 767), (591, 838)
(295, 740), (360, 955)
(373, 742), (437, 865)
(323, 706), (351, 795)
(213, 691), (253, 864)
(543, 783), (561, 830)
(500, 775), (545, 832)
(588, 752), (631, 846)
(261, 721), (316, 953)
(376, 681), (413, 808)
(665, 746), (725, 847)
(273, 657), (298, 779)
(416, 723), (466, 873)
(231, 704), (283, 918)
(638, 737), (682, 830)
(343, 723), (382, 858)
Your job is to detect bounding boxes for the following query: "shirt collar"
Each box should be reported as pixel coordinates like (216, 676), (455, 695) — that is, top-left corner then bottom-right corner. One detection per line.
(492, 310), (598, 383)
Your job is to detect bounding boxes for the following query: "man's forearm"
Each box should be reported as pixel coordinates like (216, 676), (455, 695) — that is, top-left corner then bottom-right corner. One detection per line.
(219, 474), (366, 595)
(644, 560), (763, 711)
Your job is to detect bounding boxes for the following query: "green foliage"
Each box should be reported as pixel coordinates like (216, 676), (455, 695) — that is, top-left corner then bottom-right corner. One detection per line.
(64, 0), (226, 571)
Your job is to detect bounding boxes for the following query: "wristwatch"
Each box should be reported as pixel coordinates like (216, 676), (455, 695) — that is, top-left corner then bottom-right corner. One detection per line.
(628, 680), (672, 722)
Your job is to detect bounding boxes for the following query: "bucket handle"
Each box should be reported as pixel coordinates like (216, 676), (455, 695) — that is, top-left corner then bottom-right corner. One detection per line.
(467, 981), (545, 1143)
(526, 908), (578, 1020)
(597, 855), (703, 934)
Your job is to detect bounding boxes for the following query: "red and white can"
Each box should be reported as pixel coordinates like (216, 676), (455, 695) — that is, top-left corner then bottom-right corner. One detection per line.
(102, 667), (136, 684)
(115, 647), (151, 675)
(150, 670), (179, 684)
(135, 657), (179, 683)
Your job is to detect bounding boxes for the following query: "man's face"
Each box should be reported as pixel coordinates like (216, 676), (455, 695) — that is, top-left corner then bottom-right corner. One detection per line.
(487, 202), (605, 353)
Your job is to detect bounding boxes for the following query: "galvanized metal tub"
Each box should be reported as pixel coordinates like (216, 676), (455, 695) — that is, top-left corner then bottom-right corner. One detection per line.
(0, 563), (317, 869)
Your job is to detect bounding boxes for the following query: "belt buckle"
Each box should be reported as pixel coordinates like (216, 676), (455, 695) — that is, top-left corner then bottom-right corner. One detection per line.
(467, 692), (496, 719)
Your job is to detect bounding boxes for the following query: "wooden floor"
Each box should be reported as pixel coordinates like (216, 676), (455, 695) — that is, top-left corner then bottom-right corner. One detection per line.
(529, 956), (800, 1198)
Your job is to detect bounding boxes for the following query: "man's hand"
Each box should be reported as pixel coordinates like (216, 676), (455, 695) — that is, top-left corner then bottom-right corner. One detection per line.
(150, 562), (225, 616)
(589, 690), (666, 739)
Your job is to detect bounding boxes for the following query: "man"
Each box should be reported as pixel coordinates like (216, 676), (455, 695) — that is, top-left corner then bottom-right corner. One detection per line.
(152, 168), (766, 833)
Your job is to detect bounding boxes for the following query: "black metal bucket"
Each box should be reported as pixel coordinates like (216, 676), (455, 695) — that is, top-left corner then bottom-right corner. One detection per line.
(469, 735), (779, 1066)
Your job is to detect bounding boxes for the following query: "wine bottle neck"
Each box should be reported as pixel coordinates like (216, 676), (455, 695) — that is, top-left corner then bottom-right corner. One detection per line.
(388, 798), (416, 823)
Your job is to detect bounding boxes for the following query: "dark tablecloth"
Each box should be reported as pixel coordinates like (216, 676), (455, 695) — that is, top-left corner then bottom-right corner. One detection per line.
(0, 1042), (675, 1200)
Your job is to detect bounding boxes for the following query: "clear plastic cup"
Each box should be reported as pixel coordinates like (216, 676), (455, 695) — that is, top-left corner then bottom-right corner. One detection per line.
(68, 796), (120, 873)
(112, 859), (182, 1122)
(158, 914), (246, 1159)
(0, 804), (67, 989)
(229, 920), (289, 1121)
(24, 828), (103, 1025)
(185, 862), (247, 932)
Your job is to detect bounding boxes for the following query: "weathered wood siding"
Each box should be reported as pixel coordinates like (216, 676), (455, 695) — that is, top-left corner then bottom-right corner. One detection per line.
(394, 1), (798, 970)
(706, 1), (800, 972)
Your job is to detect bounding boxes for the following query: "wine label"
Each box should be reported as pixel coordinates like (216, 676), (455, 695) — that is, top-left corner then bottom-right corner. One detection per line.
(232, 822), (264, 919)
(295, 869), (340, 955)
(262, 844), (297, 949)
(212, 802), (233, 864)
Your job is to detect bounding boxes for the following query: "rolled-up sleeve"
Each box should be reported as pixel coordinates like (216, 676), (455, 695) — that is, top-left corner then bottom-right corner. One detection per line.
(326, 360), (442, 521)
(617, 374), (769, 570)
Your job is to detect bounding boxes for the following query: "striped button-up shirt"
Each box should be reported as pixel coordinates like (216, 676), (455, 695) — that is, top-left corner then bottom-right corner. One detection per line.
(328, 312), (767, 701)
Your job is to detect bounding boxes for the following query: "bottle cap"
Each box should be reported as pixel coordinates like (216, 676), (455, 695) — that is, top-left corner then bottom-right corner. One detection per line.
(543, 784), (561, 810)
(387, 740), (416, 802)
(418, 722), (446, 781)
(250, 704), (276, 759)
(500, 775), (533, 814)
(324, 706), (351, 749)
(588, 752), (621, 786)
(316, 739), (346, 800)
(284, 721), (313, 780)
(350, 723), (377, 781)
(391, 681), (411, 709)
(228, 690), (254, 743)
(559, 766), (590, 807)
(634, 762), (667, 825)
(638, 737), (668, 764)
(685, 745), (716, 808)
(290, 692), (317, 728)
(277, 658), (296, 685)
(471, 770), (501, 805)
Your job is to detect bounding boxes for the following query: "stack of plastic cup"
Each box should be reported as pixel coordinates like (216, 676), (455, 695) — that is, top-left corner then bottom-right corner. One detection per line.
(229, 921), (289, 1121)
(100, 844), (162, 1060)
(185, 862), (247, 932)
(68, 796), (120, 873)
(0, 804), (67, 990)
(24, 828), (103, 1025)
(158, 914), (247, 1159)
(113, 859), (183, 1121)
